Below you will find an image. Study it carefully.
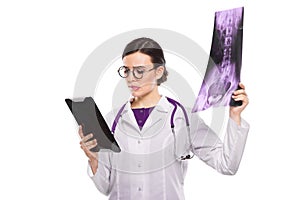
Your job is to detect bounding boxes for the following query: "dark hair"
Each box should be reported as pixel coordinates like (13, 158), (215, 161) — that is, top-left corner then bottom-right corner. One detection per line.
(122, 37), (168, 85)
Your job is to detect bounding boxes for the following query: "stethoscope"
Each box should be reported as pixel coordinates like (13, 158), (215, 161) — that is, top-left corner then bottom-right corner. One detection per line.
(111, 97), (196, 161)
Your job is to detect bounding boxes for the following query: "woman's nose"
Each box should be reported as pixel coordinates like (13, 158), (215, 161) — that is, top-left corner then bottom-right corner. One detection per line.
(126, 71), (137, 82)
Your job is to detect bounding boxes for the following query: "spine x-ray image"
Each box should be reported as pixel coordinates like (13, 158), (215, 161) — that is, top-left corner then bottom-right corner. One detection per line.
(192, 7), (244, 112)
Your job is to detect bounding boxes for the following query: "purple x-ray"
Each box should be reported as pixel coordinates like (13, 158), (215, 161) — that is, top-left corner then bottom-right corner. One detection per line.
(192, 7), (244, 112)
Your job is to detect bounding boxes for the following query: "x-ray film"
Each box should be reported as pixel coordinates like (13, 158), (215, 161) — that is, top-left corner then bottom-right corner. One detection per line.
(192, 7), (244, 112)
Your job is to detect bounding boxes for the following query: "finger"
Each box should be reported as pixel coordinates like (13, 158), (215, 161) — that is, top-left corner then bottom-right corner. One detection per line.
(232, 94), (249, 103)
(239, 82), (245, 89)
(233, 89), (247, 96)
(82, 140), (97, 153)
(86, 140), (98, 150)
(232, 93), (244, 100)
(80, 140), (92, 150)
(80, 141), (87, 151)
(85, 139), (97, 147)
(81, 133), (94, 143)
(78, 125), (84, 138)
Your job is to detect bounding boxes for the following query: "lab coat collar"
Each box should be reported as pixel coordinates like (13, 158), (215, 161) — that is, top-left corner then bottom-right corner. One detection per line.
(122, 95), (171, 113)
(118, 96), (172, 137)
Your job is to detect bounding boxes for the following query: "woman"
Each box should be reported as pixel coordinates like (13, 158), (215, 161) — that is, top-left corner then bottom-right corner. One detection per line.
(78, 37), (249, 199)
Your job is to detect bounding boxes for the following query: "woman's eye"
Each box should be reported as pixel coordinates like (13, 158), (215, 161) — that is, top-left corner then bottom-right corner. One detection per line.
(136, 69), (144, 74)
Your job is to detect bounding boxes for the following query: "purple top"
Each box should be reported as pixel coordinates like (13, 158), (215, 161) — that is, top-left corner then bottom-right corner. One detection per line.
(132, 107), (155, 130)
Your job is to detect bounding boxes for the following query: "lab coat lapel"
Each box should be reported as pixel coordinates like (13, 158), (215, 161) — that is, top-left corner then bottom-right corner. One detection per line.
(119, 101), (141, 137)
(141, 96), (171, 137)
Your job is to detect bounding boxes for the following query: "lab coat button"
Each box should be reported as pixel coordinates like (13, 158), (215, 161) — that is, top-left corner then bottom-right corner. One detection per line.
(138, 187), (142, 191)
(138, 163), (142, 168)
(138, 140), (141, 144)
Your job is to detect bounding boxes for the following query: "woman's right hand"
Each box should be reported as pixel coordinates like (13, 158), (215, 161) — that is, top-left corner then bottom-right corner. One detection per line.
(78, 125), (98, 174)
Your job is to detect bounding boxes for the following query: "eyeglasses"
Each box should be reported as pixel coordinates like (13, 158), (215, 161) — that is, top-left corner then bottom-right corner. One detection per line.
(118, 66), (156, 79)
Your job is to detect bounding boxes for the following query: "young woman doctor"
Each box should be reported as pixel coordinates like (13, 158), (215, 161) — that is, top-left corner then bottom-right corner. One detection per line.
(78, 37), (249, 200)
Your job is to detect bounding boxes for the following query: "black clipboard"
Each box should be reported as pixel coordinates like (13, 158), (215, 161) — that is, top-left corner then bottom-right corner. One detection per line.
(65, 97), (121, 153)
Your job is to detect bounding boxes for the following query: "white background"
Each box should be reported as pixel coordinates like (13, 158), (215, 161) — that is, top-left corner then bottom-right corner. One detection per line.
(1, 0), (299, 199)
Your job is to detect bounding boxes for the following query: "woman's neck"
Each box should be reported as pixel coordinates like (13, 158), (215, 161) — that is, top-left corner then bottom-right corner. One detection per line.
(131, 87), (161, 108)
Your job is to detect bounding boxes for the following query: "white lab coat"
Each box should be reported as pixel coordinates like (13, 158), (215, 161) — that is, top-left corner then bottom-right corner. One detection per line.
(88, 96), (249, 200)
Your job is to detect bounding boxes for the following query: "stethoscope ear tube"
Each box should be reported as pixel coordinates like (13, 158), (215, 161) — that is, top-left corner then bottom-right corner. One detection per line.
(168, 97), (195, 161)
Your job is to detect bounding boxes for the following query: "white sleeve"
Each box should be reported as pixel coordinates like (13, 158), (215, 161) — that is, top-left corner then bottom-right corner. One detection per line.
(87, 151), (112, 195)
(190, 113), (250, 175)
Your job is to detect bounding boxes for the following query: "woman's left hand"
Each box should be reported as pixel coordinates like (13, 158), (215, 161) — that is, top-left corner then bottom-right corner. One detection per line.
(229, 82), (249, 125)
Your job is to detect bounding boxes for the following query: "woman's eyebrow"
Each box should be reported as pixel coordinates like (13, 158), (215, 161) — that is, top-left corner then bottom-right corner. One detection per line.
(132, 65), (147, 69)
(123, 65), (150, 69)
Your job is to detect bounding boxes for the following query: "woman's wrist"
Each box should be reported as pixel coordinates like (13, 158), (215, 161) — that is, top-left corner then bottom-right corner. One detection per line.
(89, 157), (98, 165)
(89, 158), (98, 175)
(229, 111), (241, 126)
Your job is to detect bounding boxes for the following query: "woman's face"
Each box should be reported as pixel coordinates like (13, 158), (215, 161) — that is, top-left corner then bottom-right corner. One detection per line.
(122, 52), (160, 98)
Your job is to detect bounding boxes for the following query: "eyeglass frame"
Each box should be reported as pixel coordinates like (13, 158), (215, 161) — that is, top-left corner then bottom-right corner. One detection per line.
(118, 65), (157, 79)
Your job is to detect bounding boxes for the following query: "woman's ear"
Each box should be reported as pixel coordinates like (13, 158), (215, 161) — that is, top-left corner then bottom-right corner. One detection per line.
(155, 66), (164, 80)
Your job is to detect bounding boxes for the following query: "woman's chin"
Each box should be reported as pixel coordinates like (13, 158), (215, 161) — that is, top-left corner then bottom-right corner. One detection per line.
(131, 90), (148, 98)
(131, 91), (141, 97)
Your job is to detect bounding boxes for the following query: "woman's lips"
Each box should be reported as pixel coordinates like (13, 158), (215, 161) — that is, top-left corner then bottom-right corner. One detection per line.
(130, 86), (140, 91)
